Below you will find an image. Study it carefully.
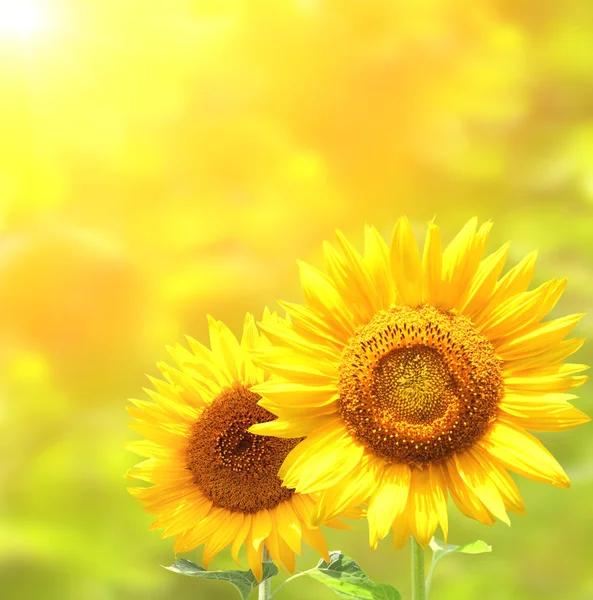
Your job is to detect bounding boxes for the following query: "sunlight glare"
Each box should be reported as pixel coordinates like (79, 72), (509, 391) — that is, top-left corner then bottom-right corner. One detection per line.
(0, 0), (48, 40)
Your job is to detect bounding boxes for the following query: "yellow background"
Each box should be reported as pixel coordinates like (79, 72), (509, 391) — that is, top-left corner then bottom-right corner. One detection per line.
(1, 1), (592, 598)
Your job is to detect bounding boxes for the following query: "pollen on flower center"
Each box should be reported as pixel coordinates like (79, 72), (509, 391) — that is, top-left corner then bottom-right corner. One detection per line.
(187, 384), (301, 513)
(338, 305), (504, 465)
(374, 346), (455, 424)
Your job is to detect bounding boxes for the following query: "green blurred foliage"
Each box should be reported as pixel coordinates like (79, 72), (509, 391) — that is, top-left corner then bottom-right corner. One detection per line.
(0, 0), (591, 599)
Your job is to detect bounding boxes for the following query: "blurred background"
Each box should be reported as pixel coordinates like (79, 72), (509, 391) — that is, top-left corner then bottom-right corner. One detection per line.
(0, 0), (592, 598)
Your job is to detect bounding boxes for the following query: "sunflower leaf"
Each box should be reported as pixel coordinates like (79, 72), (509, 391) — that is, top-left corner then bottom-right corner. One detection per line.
(164, 558), (278, 600)
(426, 539), (492, 598)
(429, 538), (492, 563)
(304, 550), (401, 599)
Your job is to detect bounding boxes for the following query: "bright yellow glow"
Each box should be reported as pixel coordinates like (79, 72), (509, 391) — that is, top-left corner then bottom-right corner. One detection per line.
(0, 0), (47, 39)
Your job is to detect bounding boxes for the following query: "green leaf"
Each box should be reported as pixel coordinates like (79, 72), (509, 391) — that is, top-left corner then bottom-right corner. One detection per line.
(425, 539), (492, 598)
(165, 558), (278, 600)
(429, 538), (492, 563)
(304, 550), (401, 600)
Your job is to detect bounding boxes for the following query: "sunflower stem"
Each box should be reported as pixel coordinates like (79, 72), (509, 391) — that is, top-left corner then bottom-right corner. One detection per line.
(259, 546), (272, 600)
(411, 537), (426, 600)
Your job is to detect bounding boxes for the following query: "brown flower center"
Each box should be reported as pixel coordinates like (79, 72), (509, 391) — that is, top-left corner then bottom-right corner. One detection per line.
(338, 305), (503, 466)
(187, 384), (301, 513)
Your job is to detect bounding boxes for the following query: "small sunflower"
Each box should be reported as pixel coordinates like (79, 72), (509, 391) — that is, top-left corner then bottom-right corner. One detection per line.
(250, 218), (590, 550)
(126, 310), (346, 580)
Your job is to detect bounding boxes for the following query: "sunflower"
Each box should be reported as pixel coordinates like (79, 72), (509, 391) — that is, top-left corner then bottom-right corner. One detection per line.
(126, 310), (348, 580)
(250, 217), (589, 550)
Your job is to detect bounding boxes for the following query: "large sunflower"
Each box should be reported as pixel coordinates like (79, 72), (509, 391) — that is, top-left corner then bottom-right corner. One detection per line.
(250, 218), (589, 549)
(126, 311), (346, 580)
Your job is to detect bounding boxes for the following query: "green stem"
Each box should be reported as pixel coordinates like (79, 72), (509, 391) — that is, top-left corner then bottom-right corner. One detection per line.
(259, 546), (272, 600)
(411, 537), (426, 600)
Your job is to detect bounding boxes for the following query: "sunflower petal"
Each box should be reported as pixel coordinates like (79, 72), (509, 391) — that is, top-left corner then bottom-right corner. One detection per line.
(367, 462), (411, 549)
(364, 224), (396, 309)
(391, 515), (412, 550)
(275, 501), (302, 555)
(422, 220), (443, 306)
(496, 314), (585, 361)
(314, 454), (381, 525)
(469, 447), (525, 515)
(279, 425), (365, 493)
(231, 514), (252, 566)
(278, 533), (297, 573)
(390, 216), (423, 306)
(473, 250), (538, 325)
(452, 451), (510, 525)
(462, 242), (510, 318)
(503, 338), (585, 373)
(479, 421), (570, 488)
(329, 230), (382, 321)
(202, 511), (243, 567)
(298, 260), (356, 338)
(441, 219), (492, 309)
(406, 467), (446, 546)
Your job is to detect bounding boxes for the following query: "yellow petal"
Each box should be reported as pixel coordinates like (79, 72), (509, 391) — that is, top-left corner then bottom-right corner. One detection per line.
(178, 338), (231, 390)
(125, 438), (174, 459)
(278, 533), (297, 573)
(258, 319), (342, 362)
(280, 425), (365, 493)
(478, 421), (570, 488)
(128, 481), (190, 504)
(422, 220), (443, 306)
(323, 240), (371, 325)
(298, 260), (357, 336)
(300, 523), (330, 563)
(250, 509), (273, 549)
(444, 464), (495, 526)
(202, 511), (243, 567)
(231, 514), (252, 566)
(329, 229), (381, 321)
(499, 393), (590, 431)
(240, 313), (261, 384)
(406, 467), (445, 546)
(496, 314), (585, 361)
(367, 462), (411, 549)
(450, 452), (509, 525)
(249, 412), (336, 438)
(314, 454), (381, 525)
(279, 300), (348, 349)
(390, 216), (423, 306)
(241, 312), (259, 350)
(391, 515), (412, 550)
(429, 464), (449, 543)
(472, 250), (538, 325)
(172, 506), (226, 553)
(207, 315), (242, 382)
(441, 219), (492, 309)
(364, 224), (395, 310)
(256, 381), (338, 409)
(275, 501), (302, 555)
(462, 242), (510, 318)
(173, 525), (203, 554)
(504, 370), (589, 395)
(252, 347), (337, 384)
(153, 494), (213, 537)
(469, 447), (525, 515)
(264, 516), (285, 572)
(503, 338), (585, 373)
(245, 531), (263, 582)
(479, 280), (558, 342)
